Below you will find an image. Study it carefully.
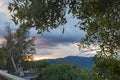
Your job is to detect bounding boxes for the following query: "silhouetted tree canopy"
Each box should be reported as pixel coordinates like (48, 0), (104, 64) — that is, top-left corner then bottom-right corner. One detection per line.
(9, 0), (120, 56)
(8, 0), (120, 79)
(9, 0), (69, 33)
(74, 0), (120, 58)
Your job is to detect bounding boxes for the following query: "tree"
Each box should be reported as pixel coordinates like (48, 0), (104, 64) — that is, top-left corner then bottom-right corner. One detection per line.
(8, 0), (120, 79)
(4, 23), (36, 76)
(74, 0), (120, 56)
(8, 0), (68, 34)
(22, 60), (50, 71)
(8, 0), (120, 53)
(93, 57), (120, 80)
(0, 46), (7, 70)
(73, 1), (120, 79)
(35, 63), (93, 80)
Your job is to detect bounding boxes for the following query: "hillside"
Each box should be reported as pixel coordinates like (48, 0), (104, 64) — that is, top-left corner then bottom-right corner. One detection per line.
(47, 56), (94, 70)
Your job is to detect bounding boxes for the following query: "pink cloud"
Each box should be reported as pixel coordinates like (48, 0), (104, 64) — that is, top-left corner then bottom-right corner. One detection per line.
(35, 45), (53, 49)
(0, 37), (6, 44)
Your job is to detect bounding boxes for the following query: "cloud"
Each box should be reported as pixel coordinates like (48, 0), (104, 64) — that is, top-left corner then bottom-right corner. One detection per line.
(0, 37), (6, 44)
(0, 0), (12, 18)
(0, 36), (98, 60)
(35, 42), (80, 58)
(0, 0), (86, 41)
(0, 0), (16, 37)
(35, 39), (99, 60)
(0, 0), (92, 60)
(34, 37), (75, 50)
(39, 17), (86, 42)
(30, 14), (86, 43)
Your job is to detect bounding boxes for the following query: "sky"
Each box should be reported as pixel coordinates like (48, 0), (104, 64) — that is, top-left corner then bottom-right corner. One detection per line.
(0, 0), (98, 60)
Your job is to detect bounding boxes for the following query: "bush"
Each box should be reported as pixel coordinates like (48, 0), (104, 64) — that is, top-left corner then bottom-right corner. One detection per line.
(35, 63), (93, 80)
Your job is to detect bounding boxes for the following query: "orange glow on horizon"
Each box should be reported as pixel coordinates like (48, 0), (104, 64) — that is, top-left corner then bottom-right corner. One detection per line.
(33, 54), (59, 61)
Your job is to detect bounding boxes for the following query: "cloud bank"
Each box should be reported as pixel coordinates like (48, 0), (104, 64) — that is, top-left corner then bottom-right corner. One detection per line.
(0, 0), (97, 60)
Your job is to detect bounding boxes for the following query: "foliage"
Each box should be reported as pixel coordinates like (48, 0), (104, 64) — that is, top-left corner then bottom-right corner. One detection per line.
(22, 60), (50, 71)
(3, 23), (36, 75)
(93, 57), (120, 80)
(0, 47), (7, 70)
(35, 63), (93, 80)
(48, 56), (94, 70)
(74, 1), (120, 79)
(8, 0), (120, 79)
(8, 0), (120, 54)
(8, 0), (69, 34)
(75, 0), (120, 56)
(0, 42), (15, 73)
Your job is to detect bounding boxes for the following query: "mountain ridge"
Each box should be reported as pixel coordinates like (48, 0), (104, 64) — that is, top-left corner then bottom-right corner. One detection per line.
(46, 56), (94, 70)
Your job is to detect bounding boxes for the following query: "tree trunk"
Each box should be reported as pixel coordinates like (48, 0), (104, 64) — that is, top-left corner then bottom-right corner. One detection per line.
(10, 53), (24, 76)
(17, 61), (24, 76)
(10, 54), (19, 74)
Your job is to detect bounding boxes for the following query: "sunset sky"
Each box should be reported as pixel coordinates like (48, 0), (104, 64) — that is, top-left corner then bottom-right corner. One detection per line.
(0, 0), (98, 60)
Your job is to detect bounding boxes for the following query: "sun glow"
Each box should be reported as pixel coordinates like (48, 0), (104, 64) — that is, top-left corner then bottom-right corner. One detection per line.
(32, 54), (60, 61)
(34, 56), (46, 61)
(33, 55), (51, 61)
